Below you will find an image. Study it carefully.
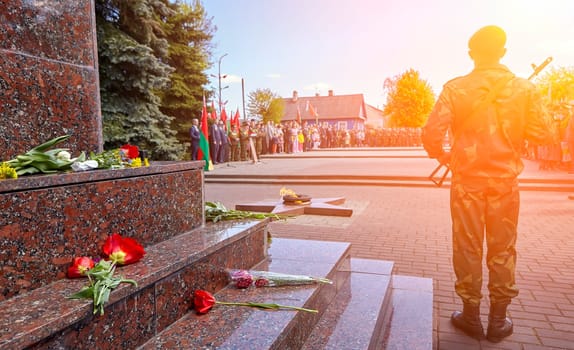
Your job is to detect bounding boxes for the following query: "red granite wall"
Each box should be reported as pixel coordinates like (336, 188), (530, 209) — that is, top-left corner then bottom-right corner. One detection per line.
(0, 0), (102, 159)
(0, 162), (205, 300)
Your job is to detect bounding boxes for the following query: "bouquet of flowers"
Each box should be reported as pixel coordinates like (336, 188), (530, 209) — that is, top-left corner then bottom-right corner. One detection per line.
(205, 201), (287, 222)
(67, 233), (145, 315)
(229, 269), (332, 289)
(4, 135), (85, 176)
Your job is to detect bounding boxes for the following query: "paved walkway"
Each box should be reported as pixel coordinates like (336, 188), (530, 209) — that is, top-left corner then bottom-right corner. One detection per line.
(204, 148), (574, 350)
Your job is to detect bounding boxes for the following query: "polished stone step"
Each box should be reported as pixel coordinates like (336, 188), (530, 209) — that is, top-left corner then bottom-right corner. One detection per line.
(138, 239), (434, 350)
(0, 220), (269, 350)
(138, 238), (352, 349)
(301, 258), (394, 350)
(382, 275), (433, 349)
(302, 258), (433, 350)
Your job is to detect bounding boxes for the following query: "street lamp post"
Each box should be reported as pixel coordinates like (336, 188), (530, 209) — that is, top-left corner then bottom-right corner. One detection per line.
(217, 53), (228, 116)
(242, 78), (246, 121)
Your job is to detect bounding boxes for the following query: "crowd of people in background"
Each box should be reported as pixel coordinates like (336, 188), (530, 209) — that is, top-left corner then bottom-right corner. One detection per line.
(191, 119), (424, 164)
(190, 111), (574, 174)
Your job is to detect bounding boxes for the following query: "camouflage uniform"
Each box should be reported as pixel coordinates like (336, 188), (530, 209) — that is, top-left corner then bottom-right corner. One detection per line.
(422, 63), (554, 306)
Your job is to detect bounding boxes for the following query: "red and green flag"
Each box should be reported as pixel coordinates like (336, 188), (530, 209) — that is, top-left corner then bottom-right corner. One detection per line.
(199, 96), (213, 171)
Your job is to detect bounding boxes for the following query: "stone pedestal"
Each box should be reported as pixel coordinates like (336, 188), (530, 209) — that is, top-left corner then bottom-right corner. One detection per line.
(0, 0), (102, 159)
(0, 162), (205, 300)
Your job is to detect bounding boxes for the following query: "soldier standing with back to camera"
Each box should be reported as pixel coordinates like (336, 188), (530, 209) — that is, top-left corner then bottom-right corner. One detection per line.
(422, 25), (555, 342)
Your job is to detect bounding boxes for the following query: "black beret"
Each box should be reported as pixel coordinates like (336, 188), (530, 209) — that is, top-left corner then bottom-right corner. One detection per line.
(468, 25), (506, 54)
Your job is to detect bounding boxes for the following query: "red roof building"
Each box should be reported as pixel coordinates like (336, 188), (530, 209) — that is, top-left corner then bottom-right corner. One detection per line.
(281, 90), (370, 130)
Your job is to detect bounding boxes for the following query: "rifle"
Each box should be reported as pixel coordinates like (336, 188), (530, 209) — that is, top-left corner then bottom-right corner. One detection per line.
(428, 56), (553, 187)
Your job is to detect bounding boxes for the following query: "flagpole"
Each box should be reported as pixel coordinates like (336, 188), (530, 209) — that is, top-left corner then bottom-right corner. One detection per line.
(242, 78), (246, 121)
(218, 53), (228, 115)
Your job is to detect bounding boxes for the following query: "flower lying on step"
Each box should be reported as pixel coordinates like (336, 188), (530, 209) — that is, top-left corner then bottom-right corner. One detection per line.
(193, 289), (318, 314)
(102, 233), (146, 265)
(4, 135), (86, 176)
(67, 256), (95, 278)
(120, 144), (139, 160)
(229, 269), (332, 289)
(0, 162), (18, 180)
(67, 233), (145, 315)
(88, 144), (147, 170)
(205, 201), (287, 222)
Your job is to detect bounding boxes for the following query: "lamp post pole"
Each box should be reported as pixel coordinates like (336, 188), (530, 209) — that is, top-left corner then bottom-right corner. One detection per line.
(218, 53), (228, 116)
(242, 78), (246, 121)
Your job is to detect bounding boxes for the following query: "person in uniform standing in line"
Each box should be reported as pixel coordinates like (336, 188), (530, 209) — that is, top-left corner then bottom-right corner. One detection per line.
(422, 25), (555, 342)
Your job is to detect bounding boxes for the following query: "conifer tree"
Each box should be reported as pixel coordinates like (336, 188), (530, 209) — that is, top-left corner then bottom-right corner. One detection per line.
(158, 0), (215, 151)
(95, 0), (185, 160)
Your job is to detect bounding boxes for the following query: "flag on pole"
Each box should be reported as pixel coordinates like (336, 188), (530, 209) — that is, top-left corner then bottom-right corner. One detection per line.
(221, 108), (229, 132)
(296, 105), (302, 125)
(308, 102), (318, 124)
(211, 100), (217, 121)
(233, 108), (241, 130)
(199, 95), (214, 171)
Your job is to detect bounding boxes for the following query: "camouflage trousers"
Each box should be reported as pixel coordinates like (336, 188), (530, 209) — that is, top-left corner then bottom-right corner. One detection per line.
(450, 178), (520, 306)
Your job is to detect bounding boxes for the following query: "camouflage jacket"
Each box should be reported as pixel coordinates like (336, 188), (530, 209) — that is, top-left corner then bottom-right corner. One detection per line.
(422, 63), (555, 180)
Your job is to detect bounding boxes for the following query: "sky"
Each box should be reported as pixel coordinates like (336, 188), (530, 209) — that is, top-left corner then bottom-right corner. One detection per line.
(200, 0), (574, 115)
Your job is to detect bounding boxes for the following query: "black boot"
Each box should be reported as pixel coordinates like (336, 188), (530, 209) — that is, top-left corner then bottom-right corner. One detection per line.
(487, 303), (513, 343)
(451, 303), (484, 340)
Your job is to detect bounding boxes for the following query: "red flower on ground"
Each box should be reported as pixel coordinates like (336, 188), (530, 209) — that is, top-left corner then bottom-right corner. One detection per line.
(254, 278), (269, 287)
(120, 144), (139, 159)
(230, 269), (254, 288)
(192, 289), (318, 315)
(193, 289), (216, 314)
(102, 233), (145, 265)
(67, 256), (95, 278)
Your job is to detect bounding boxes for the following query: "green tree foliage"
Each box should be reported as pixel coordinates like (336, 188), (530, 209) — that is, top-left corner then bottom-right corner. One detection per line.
(382, 69), (436, 128)
(158, 0), (215, 150)
(247, 88), (284, 123)
(95, 0), (186, 160)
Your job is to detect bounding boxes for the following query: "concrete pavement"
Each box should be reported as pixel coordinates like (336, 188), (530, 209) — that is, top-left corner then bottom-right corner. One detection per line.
(204, 148), (574, 349)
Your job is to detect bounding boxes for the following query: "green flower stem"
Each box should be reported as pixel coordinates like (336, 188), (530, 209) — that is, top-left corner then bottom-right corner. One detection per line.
(68, 260), (138, 315)
(216, 301), (318, 313)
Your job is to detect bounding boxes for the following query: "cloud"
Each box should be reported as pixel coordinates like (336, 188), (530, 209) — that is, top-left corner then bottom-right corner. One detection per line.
(222, 74), (243, 84)
(266, 73), (281, 79)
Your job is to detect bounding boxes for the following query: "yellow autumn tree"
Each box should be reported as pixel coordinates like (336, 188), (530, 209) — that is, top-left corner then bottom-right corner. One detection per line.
(535, 66), (574, 132)
(382, 69), (436, 128)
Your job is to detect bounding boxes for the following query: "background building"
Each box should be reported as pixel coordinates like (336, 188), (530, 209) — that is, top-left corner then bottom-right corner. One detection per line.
(282, 90), (378, 130)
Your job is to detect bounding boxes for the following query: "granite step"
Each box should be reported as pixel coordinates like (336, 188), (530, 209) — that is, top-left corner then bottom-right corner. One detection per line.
(138, 238), (352, 349)
(138, 240), (433, 350)
(301, 259), (433, 350)
(204, 174), (574, 192)
(382, 275), (433, 350)
(301, 258), (394, 350)
(0, 220), (270, 350)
